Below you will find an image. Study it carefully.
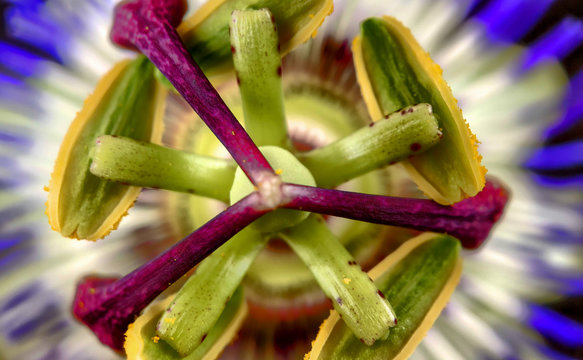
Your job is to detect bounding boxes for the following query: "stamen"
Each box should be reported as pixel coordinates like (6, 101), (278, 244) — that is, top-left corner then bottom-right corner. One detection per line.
(72, 192), (267, 351)
(281, 179), (509, 249)
(297, 103), (442, 188)
(110, 0), (274, 184)
(90, 135), (236, 202)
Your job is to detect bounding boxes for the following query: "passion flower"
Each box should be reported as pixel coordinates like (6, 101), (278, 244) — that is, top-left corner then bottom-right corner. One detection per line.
(48, 0), (509, 358)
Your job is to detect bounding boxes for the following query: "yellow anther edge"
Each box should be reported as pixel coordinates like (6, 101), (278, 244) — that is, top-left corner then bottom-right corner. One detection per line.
(307, 233), (463, 360)
(46, 60), (167, 240)
(124, 293), (248, 360)
(352, 17), (486, 204)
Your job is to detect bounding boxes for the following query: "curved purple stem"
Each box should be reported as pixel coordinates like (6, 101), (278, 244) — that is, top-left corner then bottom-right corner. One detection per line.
(282, 179), (509, 249)
(110, 0), (274, 184)
(72, 192), (267, 351)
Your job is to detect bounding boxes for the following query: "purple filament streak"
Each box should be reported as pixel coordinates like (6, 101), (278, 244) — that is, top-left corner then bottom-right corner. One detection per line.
(474, 0), (555, 43)
(526, 141), (583, 171)
(545, 70), (583, 138)
(521, 17), (583, 71)
(0, 41), (47, 77)
(529, 303), (583, 349)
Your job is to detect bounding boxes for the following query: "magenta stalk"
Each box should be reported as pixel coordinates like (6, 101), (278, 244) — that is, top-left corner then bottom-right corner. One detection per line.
(72, 192), (267, 351)
(282, 179), (509, 249)
(110, 0), (274, 184)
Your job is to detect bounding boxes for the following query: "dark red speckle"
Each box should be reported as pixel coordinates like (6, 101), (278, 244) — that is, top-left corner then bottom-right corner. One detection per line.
(231, 45), (235, 54)
(410, 143), (421, 152)
(377, 290), (386, 299)
(277, 66), (282, 77)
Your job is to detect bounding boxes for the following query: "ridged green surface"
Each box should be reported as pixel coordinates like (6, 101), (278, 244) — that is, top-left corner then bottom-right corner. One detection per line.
(313, 235), (460, 359)
(359, 17), (483, 204)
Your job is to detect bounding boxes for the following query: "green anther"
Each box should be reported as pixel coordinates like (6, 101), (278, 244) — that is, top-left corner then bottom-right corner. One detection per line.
(125, 287), (247, 360)
(230, 146), (315, 233)
(297, 103), (442, 188)
(230, 9), (291, 149)
(279, 215), (397, 346)
(90, 135), (235, 202)
(46, 56), (166, 240)
(353, 17), (486, 205)
(307, 233), (462, 360)
(177, 0), (333, 76)
(157, 227), (266, 356)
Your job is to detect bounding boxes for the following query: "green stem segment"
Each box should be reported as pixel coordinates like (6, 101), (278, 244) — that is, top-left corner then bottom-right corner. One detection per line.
(297, 103), (441, 188)
(230, 9), (291, 150)
(157, 227), (267, 356)
(279, 215), (397, 345)
(90, 135), (235, 202)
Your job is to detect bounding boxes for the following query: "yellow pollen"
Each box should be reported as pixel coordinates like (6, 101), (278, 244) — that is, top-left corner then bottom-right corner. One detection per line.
(151, 335), (160, 343)
(275, 168), (283, 175)
(343, 278), (351, 285)
(164, 317), (176, 324)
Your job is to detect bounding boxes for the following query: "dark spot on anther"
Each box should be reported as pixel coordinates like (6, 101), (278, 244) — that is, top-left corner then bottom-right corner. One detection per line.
(348, 260), (357, 266)
(410, 143), (421, 152)
(377, 290), (386, 299)
(277, 43), (281, 53)
(231, 45), (235, 54)
(401, 109), (407, 115)
(408, 107), (414, 113)
(336, 297), (343, 305)
(271, 14), (276, 23)
(277, 66), (282, 77)
(187, 189), (196, 194)
(389, 161), (397, 165)
(201, 334), (207, 343)
(369, 122), (375, 127)
(111, 134), (119, 138)
(236, 76), (241, 85)
(359, 338), (365, 344)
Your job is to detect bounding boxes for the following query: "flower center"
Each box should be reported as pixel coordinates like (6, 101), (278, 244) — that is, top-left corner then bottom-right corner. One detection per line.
(230, 146), (316, 232)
